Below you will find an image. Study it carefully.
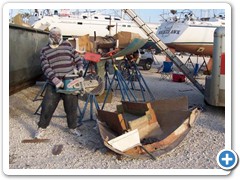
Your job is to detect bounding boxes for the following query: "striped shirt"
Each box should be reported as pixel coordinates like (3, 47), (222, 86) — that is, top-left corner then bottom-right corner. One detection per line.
(40, 41), (83, 86)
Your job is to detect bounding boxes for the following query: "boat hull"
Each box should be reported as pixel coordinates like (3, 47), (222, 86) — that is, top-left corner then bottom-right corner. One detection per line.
(157, 21), (223, 56)
(97, 96), (200, 159)
(166, 42), (213, 56)
(32, 16), (158, 39)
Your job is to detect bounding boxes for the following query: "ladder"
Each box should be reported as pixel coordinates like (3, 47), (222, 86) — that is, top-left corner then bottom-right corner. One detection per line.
(123, 9), (205, 94)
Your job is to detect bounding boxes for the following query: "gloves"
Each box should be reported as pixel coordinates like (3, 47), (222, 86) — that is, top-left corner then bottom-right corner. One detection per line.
(56, 81), (64, 89)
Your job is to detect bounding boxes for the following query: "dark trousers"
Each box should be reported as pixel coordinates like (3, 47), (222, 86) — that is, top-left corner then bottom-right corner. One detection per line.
(38, 84), (78, 129)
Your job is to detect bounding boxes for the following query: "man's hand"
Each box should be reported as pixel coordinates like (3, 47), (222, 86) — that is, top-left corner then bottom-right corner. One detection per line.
(78, 70), (83, 77)
(56, 81), (64, 89)
(74, 68), (83, 77)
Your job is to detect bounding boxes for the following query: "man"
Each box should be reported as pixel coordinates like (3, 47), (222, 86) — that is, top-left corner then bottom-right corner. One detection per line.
(35, 27), (83, 139)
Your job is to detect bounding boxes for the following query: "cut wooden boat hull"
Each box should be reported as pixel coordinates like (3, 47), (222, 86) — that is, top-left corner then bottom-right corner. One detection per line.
(97, 96), (200, 159)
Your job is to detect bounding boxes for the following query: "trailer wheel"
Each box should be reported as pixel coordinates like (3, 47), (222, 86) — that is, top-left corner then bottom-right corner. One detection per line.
(143, 58), (153, 70)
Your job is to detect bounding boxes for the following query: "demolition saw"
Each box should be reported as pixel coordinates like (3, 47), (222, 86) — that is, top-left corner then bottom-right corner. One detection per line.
(56, 74), (104, 96)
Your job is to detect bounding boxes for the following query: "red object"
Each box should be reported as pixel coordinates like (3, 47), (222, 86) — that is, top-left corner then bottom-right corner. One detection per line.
(106, 49), (119, 57)
(172, 73), (186, 82)
(220, 53), (225, 75)
(84, 52), (101, 63)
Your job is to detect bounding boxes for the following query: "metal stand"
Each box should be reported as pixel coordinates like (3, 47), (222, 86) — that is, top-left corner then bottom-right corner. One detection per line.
(121, 60), (155, 102)
(78, 94), (100, 124)
(185, 54), (210, 76)
(33, 80), (48, 101)
(198, 56), (209, 74)
(131, 62), (155, 101)
(184, 54), (195, 69)
(104, 61), (113, 91)
(104, 71), (112, 90)
(83, 61), (98, 77)
(101, 63), (138, 110)
(83, 61), (90, 77)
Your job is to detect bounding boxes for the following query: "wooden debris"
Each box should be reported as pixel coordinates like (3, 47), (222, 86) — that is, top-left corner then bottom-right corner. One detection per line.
(97, 96), (201, 159)
(21, 138), (50, 143)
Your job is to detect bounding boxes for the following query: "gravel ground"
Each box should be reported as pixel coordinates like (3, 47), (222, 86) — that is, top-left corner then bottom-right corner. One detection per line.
(7, 59), (225, 175)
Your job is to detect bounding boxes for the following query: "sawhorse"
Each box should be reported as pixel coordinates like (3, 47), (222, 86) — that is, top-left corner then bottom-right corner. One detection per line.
(119, 60), (155, 102)
(101, 64), (138, 110)
(78, 94), (99, 124)
(33, 80), (48, 101)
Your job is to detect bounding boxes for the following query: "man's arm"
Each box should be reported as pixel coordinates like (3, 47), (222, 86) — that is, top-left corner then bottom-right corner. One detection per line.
(72, 47), (84, 77)
(74, 50), (84, 70)
(40, 50), (63, 88)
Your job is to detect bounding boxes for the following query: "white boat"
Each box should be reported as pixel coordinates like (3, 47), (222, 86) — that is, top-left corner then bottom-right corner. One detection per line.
(156, 9), (225, 56)
(32, 9), (159, 38)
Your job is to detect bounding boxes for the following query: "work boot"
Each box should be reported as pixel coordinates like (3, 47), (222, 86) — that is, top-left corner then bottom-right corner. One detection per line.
(69, 128), (82, 137)
(34, 127), (46, 139)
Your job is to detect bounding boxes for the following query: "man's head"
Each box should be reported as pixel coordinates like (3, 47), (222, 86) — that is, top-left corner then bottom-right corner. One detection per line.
(49, 27), (63, 46)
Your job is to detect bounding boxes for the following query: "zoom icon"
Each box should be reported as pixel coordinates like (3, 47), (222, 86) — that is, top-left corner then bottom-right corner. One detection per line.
(217, 149), (238, 170)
